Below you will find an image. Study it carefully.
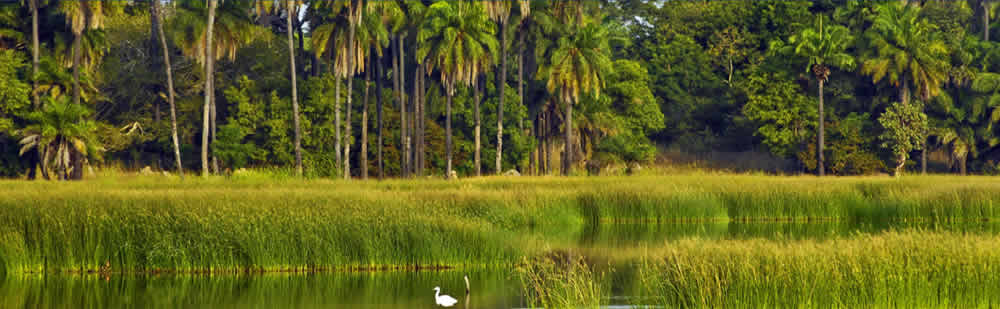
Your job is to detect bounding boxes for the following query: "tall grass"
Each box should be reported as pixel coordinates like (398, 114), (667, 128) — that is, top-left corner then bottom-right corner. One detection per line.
(1, 174), (999, 274)
(517, 253), (608, 308)
(637, 231), (1000, 307)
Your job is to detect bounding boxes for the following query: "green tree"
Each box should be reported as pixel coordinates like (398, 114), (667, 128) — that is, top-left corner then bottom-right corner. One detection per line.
(863, 3), (949, 106)
(417, 1), (497, 178)
(863, 3), (948, 174)
(18, 98), (101, 180)
(538, 20), (612, 176)
(879, 101), (928, 176)
(774, 16), (855, 176)
(742, 72), (816, 158)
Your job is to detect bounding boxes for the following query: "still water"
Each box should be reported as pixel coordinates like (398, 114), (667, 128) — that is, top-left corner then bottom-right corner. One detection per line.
(3, 222), (996, 308)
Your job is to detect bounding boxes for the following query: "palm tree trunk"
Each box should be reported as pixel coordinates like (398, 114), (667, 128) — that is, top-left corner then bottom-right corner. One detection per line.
(69, 1), (90, 179)
(344, 11), (355, 180)
(392, 37), (402, 177)
(496, 21), (507, 175)
(201, 0), (216, 177)
(446, 89), (453, 178)
(960, 154), (968, 176)
(399, 36), (409, 178)
(818, 79), (825, 177)
(72, 33), (81, 106)
(335, 74), (342, 174)
(409, 54), (417, 176)
(377, 54), (384, 180)
(985, 0), (991, 41)
(563, 99), (572, 176)
(417, 65), (425, 176)
(475, 76), (482, 177)
(519, 33), (527, 174)
(154, 0), (184, 178)
(544, 108), (551, 175)
(29, 0), (41, 180)
(287, 0), (303, 176)
(31, 0), (39, 109)
(210, 47), (219, 174)
(361, 51), (371, 180)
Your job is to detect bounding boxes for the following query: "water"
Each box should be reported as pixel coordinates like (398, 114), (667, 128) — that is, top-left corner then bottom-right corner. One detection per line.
(3, 221), (997, 308)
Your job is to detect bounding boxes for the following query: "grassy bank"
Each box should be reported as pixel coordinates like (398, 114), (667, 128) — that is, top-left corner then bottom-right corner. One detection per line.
(1, 174), (999, 274)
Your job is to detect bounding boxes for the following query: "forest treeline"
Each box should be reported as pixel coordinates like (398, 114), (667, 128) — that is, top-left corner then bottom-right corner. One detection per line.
(0, 0), (998, 179)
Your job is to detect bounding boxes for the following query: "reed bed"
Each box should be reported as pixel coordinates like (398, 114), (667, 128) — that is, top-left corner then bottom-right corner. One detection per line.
(0, 174), (998, 274)
(637, 231), (1000, 308)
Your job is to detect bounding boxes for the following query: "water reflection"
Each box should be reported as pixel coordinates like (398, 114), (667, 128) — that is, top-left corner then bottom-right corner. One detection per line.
(0, 269), (520, 309)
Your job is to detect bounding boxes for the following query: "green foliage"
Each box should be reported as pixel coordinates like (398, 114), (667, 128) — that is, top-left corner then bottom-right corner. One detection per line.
(862, 3), (949, 102)
(218, 76), (294, 169)
(879, 101), (929, 175)
(18, 97), (102, 179)
(743, 72), (815, 157)
(0, 50), (29, 134)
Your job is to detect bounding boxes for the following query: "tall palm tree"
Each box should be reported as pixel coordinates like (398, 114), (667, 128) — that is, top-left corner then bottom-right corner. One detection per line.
(485, 1), (512, 175)
(152, 0), (183, 178)
(356, 3), (390, 179)
(862, 3), (948, 174)
(174, 0), (255, 175)
(58, 0), (105, 107)
(201, 0), (217, 176)
(310, 3), (346, 175)
(539, 20), (612, 176)
(418, 1), (497, 178)
(311, 0), (364, 179)
(774, 16), (855, 176)
(57, 0), (106, 180)
(342, 0), (362, 180)
(368, 0), (404, 179)
(285, 0), (303, 176)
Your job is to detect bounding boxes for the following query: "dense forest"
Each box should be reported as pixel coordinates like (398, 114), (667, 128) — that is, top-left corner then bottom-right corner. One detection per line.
(0, 0), (997, 179)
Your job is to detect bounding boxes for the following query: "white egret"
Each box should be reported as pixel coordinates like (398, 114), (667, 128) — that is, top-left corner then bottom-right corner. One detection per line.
(433, 286), (459, 307)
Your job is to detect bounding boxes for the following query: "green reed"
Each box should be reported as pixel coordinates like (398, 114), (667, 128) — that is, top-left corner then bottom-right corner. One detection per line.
(637, 231), (1000, 308)
(0, 174), (999, 274)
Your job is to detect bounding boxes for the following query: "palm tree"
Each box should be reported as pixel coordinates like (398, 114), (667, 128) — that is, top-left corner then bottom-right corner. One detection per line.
(418, 1), (497, 178)
(174, 0), (256, 175)
(935, 72), (1000, 175)
(309, 4), (346, 175)
(201, 0), (217, 176)
(368, 0), (404, 179)
(281, 0), (303, 176)
(485, 1), (513, 175)
(862, 3), (949, 173)
(58, 0), (105, 107)
(539, 20), (612, 176)
(774, 16), (855, 176)
(152, 0), (183, 178)
(18, 98), (100, 181)
(312, 0), (364, 179)
(56, 0), (108, 180)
